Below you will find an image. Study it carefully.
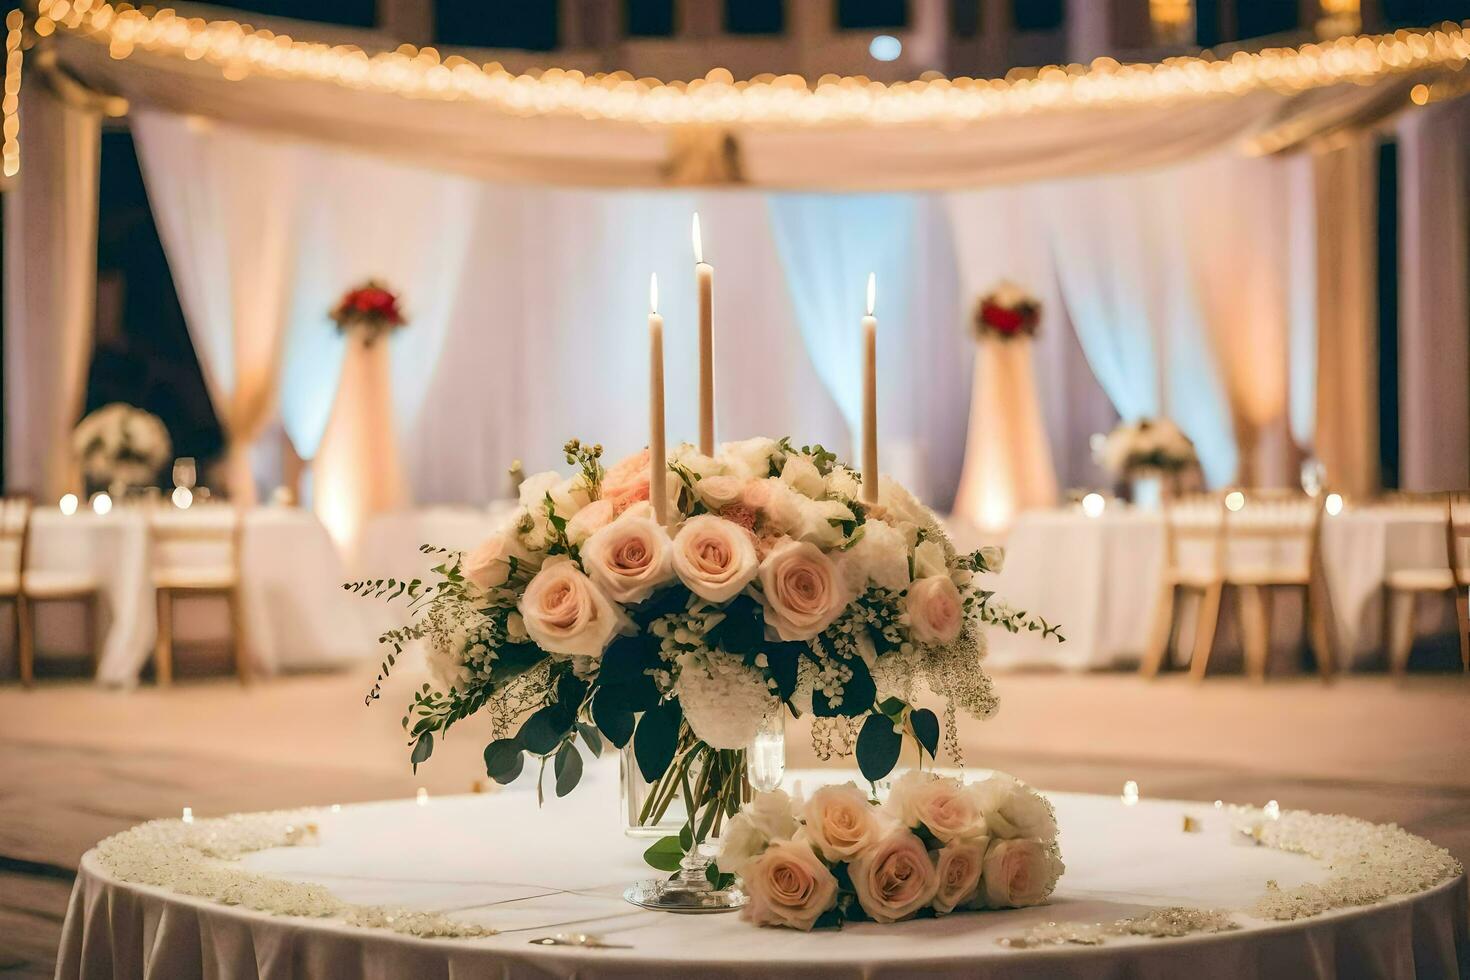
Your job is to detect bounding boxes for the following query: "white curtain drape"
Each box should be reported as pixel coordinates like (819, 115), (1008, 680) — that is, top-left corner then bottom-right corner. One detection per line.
(3, 84), (101, 498)
(132, 110), (300, 506)
(1397, 99), (1470, 492)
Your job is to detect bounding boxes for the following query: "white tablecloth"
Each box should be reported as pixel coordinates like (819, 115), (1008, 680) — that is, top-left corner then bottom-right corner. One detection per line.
(56, 765), (1467, 979)
(12, 504), (380, 686)
(988, 505), (1453, 671)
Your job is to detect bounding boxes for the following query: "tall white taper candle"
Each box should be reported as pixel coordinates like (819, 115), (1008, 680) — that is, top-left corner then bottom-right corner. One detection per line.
(693, 213), (715, 455)
(649, 273), (668, 524)
(862, 272), (879, 505)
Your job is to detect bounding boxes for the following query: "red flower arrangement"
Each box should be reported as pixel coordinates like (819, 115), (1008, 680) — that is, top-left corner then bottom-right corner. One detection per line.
(972, 282), (1041, 341)
(331, 280), (406, 345)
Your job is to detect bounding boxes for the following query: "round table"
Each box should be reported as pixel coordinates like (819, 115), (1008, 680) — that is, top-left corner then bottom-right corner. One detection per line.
(56, 766), (1467, 979)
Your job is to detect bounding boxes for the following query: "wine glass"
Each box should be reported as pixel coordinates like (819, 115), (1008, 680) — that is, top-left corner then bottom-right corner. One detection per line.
(172, 457), (197, 491)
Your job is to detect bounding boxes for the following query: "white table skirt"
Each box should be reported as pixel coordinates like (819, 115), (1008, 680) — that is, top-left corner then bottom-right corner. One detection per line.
(11, 505), (381, 686)
(56, 766), (1468, 979)
(987, 505), (1453, 671)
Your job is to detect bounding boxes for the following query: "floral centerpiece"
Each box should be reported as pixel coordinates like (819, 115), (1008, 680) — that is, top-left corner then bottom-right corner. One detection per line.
(331, 280), (405, 345)
(72, 403), (172, 492)
(719, 769), (1063, 930)
(1098, 418), (1197, 478)
(354, 436), (1061, 909)
(972, 281), (1040, 341)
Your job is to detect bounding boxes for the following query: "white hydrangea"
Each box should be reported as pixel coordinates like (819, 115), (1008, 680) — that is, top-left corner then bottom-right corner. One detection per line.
(674, 648), (779, 750)
(717, 437), (780, 481)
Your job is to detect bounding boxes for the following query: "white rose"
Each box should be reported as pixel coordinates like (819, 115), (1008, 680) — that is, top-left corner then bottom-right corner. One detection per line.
(718, 437), (780, 481)
(877, 476), (930, 533)
(970, 773), (1059, 842)
(743, 478), (804, 534)
(932, 838), (989, 915)
(517, 471), (561, 509)
(913, 539), (948, 580)
(795, 497), (854, 550)
(580, 511), (676, 604)
(779, 456), (827, 499)
(671, 443), (721, 480)
(979, 838), (1063, 909)
(671, 514), (760, 603)
(696, 474), (745, 510)
(978, 545), (1005, 574)
(839, 518), (909, 594)
(517, 557), (631, 658)
(564, 498), (615, 547)
(758, 539), (850, 642)
(905, 576), (965, 646)
(462, 521), (541, 590)
(827, 466), (861, 501)
(719, 789), (800, 872)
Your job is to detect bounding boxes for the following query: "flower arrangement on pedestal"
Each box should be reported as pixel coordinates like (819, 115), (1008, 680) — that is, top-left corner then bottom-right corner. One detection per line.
(1098, 418), (1198, 479)
(720, 769), (1063, 930)
(971, 281), (1040, 341)
(72, 403), (172, 492)
(330, 280), (405, 345)
(353, 436), (1063, 897)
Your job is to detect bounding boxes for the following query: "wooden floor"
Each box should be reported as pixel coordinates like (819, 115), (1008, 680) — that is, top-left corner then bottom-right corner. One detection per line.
(2, 667), (1468, 977)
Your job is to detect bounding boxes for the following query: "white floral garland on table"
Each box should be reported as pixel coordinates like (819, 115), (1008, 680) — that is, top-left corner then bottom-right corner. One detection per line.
(998, 804), (1463, 949)
(93, 810), (494, 940)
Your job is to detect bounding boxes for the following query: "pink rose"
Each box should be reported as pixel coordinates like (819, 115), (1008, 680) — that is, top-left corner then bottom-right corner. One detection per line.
(517, 557), (630, 658)
(740, 839), (839, 932)
(848, 828), (939, 923)
(931, 838), (988, 914)
(799, 783), (885, 862)
(671, 514), (760, 603)
(758, 540), (849, 642)
(905, 576), (964, 645)
(564, 498), (615, 546)
(602, 448), (651, 501)
(580, 511), (675, 604)
(885, 770), (988, 844)
(979, 838), (1063, 909)
(462, 522), (540, 590)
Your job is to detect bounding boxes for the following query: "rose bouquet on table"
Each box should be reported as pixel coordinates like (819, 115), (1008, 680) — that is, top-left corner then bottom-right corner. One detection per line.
(353, 436), (1062, 875)
(972, 281), (1041, 342)
(1097, 418), (1198, 478)
(331, 280), (406, 346)
(720, 770), (1064, 930)
(72, 402), (172, 492)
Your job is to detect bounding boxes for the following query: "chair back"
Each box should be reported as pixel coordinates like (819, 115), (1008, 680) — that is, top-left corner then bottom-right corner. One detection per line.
(1161, 492), (1225, 582)
(1447, 494), (1470, 585)
(148, 507), (241, 584)
(0, 496), (31, 588)
(1220, 489), (1322, 584)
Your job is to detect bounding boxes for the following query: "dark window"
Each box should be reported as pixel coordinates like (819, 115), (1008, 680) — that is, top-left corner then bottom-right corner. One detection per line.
(726, 0), (785, 34)
(1377, 139), (1400, 490)
(90, 131), (222, 485)
(836, 0), (908, 30)
(1012, 0), (1063, 32)
(1195, 0), (1225, 46)
(951, 0), (981, 38)
(436, 0), (559, 50)
(627, 0), (676, 36)
(1234, 0), (1299, 40)
(1381, 0), (1470, 26)
(219, 0), (376, 27)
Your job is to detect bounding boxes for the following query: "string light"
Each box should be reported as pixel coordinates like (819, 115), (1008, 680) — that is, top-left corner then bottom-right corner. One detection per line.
(3, 9), (22, 178)
(26, 0), (1470, 129)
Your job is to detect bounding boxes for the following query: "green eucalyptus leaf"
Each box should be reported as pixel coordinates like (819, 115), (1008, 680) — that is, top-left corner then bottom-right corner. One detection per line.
(910, 707), (940, 758)
(575, 722), (604, 758)
(410, 731), (434, 770)
(634, 700), (683, 783)
(591, 694), (636, 749)
(483, 738), (524, 783)
(856, 714), (901, 782)
(554, 742), (583, 798)
(643, 835), (686, 873)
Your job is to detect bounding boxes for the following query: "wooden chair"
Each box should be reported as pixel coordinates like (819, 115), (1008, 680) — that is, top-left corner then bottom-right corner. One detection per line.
(1381, 492), (1466, 675)
(150, 510), (249, 685)
(1141, 494), (1224, 677)
(1448, 496), (1470, 673)
(4, 496), (103, 686)
(1192, 489), (1336, 682)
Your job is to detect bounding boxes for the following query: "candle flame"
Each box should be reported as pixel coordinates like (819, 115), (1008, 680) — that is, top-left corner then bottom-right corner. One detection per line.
(691, 212), (703, 264)
(866, 272), (876, 316)
(649, 273), (659, 314)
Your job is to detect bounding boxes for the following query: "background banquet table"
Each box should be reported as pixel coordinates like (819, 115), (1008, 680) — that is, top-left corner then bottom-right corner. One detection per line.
(986, 503), (1454, 671)
(56, 764), (1467, 979)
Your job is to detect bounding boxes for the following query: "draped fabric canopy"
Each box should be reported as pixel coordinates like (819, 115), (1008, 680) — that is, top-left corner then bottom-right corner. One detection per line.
(7, 4), (1470, 513)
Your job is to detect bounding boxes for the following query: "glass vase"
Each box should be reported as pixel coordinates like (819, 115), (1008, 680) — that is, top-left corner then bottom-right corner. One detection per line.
(621, 713), (786, 913)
